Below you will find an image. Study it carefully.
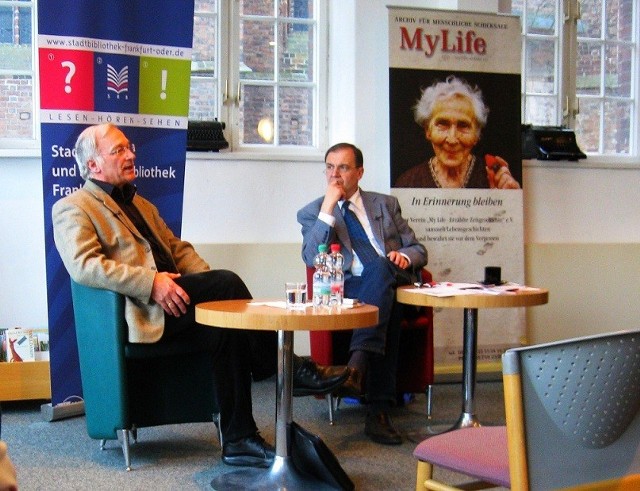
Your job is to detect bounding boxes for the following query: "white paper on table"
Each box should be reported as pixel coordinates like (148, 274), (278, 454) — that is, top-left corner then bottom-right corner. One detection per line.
(403, 287), (474, 297)
(406, 282), (525, 297)
(248, 301), (290, 309)
(248, 299), (359, 309)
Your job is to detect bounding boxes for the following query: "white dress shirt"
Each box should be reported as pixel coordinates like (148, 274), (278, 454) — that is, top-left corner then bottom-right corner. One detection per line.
(318, 189), (384, 276)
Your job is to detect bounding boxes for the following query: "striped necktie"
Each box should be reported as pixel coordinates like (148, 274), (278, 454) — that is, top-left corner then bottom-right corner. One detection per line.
(342, 201), (379, 265)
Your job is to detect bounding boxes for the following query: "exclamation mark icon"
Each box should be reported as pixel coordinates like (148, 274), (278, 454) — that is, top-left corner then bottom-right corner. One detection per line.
(160, 69), (167, 100)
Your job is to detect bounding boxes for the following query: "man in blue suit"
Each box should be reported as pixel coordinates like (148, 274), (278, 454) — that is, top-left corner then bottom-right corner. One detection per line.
(298, 142), (427, 444)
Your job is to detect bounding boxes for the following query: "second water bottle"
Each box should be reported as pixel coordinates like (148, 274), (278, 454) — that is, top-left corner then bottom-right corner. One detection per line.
(329, 243), (344, 306)
(312, 244), (330, 307)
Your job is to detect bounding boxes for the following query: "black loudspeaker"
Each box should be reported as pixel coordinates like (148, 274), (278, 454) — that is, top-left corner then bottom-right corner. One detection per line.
(521, 125), (586, 161)
(187, 120), (229, 151)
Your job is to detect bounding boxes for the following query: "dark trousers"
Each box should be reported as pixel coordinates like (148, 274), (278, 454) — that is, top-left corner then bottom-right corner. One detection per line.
(344, 257), (412, 406)
(159, 270), (277, 442)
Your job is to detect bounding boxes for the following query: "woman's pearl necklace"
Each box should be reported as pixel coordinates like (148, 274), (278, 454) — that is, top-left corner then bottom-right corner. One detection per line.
(429, 155), (475, 188)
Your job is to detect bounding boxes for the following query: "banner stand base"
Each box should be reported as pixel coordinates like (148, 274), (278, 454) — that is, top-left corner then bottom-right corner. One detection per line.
(41, 401), (85, 422)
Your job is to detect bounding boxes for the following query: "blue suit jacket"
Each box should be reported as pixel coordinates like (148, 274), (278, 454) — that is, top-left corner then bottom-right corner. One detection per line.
(297, 189), (427, 280)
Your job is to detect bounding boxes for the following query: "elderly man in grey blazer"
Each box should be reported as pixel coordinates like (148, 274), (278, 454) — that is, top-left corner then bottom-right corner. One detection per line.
(53, 123), (349, 469)
(297, 142), (427, 445)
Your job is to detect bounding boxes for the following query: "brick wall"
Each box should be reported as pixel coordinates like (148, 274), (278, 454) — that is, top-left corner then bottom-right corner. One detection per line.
(0, 75), (33, 138)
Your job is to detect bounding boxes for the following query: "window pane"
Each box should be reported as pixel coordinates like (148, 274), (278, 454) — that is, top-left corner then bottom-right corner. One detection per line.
(525, 95), (557, 125)
(511, 0), (524, 17)
(575, 99), (601, 152)
(192, 15), (217, 69)
(279, 0), (313, 18)
(607, 0), (633, 41)
(0, 6), (31, 70)
(240, 20), (275, 81)
(189, 77), (217, 120)
(240, 85), (274, 144)
(578, 0), (602, 38)
(279, 22), (313, 82)
(525, 38), (555, 94)
(242, 0), (274, 16)
(190, 1), (218, 121)
(194, 0), (216, 13)
(577, 41), (601, 95)
(603, 100), (631, 154)
(525, 0), (556, 35)
(279, 86), (312, 145)
(0, 74), (34, 138)
(236, 0), (319, 149)
(605, 44), (631, 97)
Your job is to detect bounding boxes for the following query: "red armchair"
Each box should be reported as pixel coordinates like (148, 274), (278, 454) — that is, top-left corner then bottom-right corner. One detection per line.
(306, 267), (434, 424)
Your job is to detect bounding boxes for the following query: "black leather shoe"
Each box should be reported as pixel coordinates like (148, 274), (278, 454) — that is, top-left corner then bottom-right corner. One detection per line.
(222, 433), (275, 468)
(333, 367), (364, 399)
(316, 363), (350, 379)
(292, 356), (349, 397)
(365, 411), (403, 445)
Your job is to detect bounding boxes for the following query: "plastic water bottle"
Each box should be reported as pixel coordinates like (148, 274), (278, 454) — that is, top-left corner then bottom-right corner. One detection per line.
(321, 286), (331, 308)
(329, 243), (344, 306)
(312, 244), (330, 307)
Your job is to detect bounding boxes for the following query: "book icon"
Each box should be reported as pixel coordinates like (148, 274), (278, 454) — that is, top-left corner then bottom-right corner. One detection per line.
(107, 64), (129, 98)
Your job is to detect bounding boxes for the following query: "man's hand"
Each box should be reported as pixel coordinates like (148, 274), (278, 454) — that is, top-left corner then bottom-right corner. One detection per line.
(151, 272), (190, 316)
(387, 251), (410, 269)
(320, 178), (345, 214)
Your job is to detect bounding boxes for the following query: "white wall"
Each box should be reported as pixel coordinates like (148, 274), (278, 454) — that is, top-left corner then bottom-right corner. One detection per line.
(523, 162), (640, 243)
(1, 0), (639, 347)
(0, 158), (48, 329)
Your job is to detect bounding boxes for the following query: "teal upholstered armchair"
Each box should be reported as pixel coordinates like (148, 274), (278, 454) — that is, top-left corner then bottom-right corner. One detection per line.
(70, 280), (219, 470)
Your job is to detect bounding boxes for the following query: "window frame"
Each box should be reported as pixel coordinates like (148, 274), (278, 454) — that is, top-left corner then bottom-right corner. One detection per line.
(191, 0), (328, 159)
(518, 0), (639, 165)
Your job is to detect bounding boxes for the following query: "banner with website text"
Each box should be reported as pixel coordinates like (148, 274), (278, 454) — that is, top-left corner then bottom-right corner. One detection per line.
(38, 0), (194, 406)
(388, 7), (524, 371)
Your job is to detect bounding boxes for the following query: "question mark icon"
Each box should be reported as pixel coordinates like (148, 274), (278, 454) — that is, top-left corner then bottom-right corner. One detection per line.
(61, 61), (76, 94)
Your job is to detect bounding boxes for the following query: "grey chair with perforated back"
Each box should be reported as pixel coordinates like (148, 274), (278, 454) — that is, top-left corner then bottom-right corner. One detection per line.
(414, 329), (640, 490)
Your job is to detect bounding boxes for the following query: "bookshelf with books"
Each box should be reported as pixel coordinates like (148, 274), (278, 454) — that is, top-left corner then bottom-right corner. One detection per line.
(0, 328), (51, 401)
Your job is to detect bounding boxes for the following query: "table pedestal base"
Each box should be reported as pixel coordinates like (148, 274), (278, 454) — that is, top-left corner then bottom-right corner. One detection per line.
(211, 330), (341, 490)
(408, 411), (482, 442)
(409, 307), (483, 441)
(211, 456), (336, 491)
(452, 411), (481, 430)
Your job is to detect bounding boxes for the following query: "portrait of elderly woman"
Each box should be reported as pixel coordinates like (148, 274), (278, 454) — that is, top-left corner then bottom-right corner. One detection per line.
(394, 75), (520, 189)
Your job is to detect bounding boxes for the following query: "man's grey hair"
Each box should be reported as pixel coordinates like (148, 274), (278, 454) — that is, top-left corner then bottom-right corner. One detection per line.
(413, 75), (489, 132)
(74, 123), (116, 180)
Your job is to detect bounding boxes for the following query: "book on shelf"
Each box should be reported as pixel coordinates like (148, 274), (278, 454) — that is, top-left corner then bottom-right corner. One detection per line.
(1, 327), (36, 362)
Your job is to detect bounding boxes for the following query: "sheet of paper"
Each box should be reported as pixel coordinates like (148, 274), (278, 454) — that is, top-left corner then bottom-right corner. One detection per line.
(407, 282), (526, 297)
(248, 301), (289, 309)
(248, 300), (358, 309)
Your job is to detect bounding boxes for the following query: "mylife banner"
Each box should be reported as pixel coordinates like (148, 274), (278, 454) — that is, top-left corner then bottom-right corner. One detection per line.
(38, 0), (195, 405)
(388, 7), (524, 370)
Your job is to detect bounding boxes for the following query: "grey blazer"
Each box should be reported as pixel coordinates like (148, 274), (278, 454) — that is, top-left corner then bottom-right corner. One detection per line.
(52, 180), (209, 343)
(297, 189), (427, 279)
